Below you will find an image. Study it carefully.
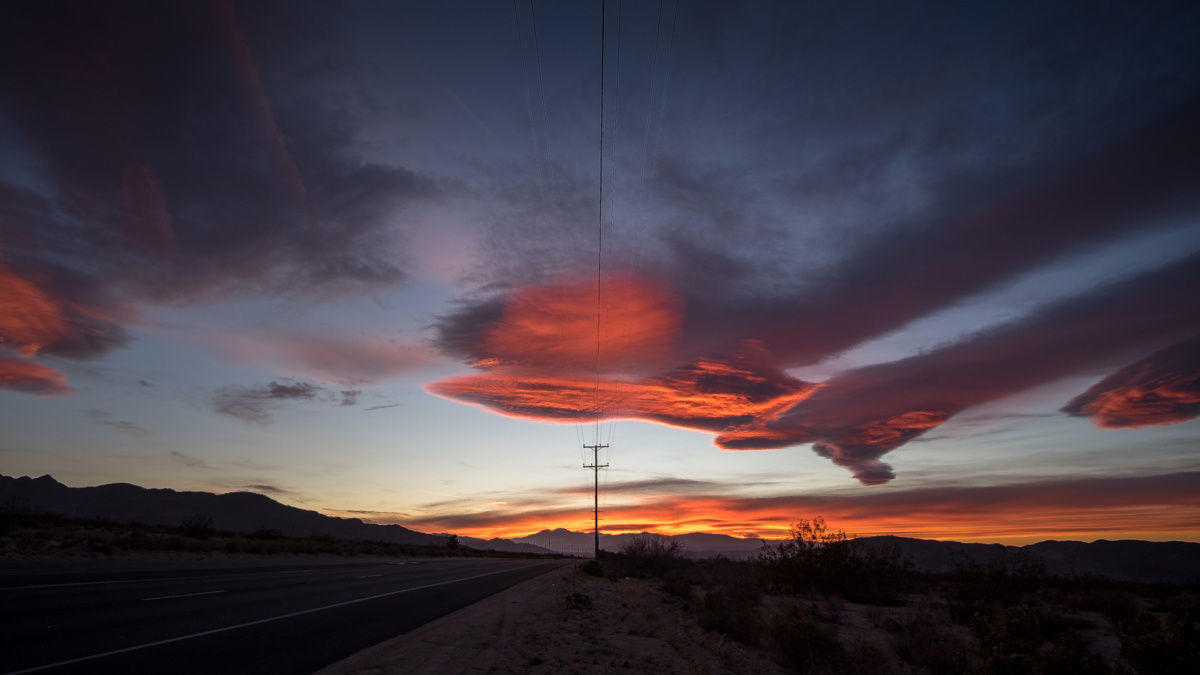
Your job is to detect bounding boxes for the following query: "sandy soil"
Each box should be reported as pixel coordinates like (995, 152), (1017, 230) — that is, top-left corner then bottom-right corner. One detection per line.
(320, 564), (788, 674)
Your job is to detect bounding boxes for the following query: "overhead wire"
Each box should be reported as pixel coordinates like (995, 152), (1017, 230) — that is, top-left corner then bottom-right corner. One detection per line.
(648, 0), (680, 178)
(594, 0), (607, 450)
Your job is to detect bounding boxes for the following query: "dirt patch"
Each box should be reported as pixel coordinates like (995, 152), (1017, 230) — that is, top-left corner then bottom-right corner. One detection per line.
(320, 563), (786, 674)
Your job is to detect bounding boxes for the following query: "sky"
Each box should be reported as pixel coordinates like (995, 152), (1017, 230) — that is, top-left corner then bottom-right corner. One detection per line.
(2, 1), (1199, 545)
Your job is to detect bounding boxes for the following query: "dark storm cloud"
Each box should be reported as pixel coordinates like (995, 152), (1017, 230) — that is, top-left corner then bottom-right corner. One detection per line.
(1063, 336), (1200, 429)
(0, 2), (441, 387)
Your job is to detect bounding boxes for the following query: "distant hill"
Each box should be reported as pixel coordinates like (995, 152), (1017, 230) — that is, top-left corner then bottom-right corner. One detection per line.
(5, 475), (1196, 581)
(513, 528), (767, 559)
(515, 528), (1200, 583)
(0, 474), (550, 554)
(853, 535), (1200, 584)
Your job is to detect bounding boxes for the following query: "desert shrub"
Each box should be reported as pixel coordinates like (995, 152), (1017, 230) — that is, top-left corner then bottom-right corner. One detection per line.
(948, 556), (1048, 618)
(698, 580), (763, 644)
(1118, 605), (1200, 674)
(581, 559), (603, 577)
(895, 607), (971, 675)
(563, 592), (593, 609)
(1038, 631), (1112, 674)
(769, 608), (847, 672)
(971, 603), (1043, 674)
(249, 528), (283, 540)
(1063, 588), (1140, 624)
(177, 513), (215, 539)
(661, 569), (694, 601)
(616, 535), (686, 577)
(757, 517), (913, 604)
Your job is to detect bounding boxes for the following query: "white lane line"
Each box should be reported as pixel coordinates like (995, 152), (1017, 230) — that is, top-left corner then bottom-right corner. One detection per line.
(356, 574), (383, 579)
(1, 568), (316, 591)
(7, 563), (548, 674)
(141, 589), (227, 602)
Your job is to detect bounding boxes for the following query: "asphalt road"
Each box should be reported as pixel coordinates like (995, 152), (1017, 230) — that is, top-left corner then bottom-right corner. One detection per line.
(0, 557), (566, 674)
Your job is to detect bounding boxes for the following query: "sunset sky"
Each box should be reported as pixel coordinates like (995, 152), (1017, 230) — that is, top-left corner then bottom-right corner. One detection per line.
(2, 1), (1199, 544)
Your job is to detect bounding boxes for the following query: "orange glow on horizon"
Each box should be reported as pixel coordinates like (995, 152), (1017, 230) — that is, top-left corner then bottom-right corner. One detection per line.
(392, 490), (1200, 545)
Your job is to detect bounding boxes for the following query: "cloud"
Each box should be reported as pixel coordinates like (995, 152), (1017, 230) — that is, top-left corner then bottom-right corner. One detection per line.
(431, 252), (1200, 484)
(168, 451), (210, 469)
(0, 261), (129, 361)
(211, 380), (324, 424)
(428, 340), (817, 431)
(0, 2), (444, 395)
(339, 390), (361, 406)
(0, 356), (73, 396)
(365, 403), (400, 411)
(554, 478), (739, 495)
(401, 472), (1200, 540)
(1063, 335), (1200, 428)
(437, 96), (1200, 377)
(214, 332), (437, 385)
(722, 253), (1200, 482)
(239, 483), (295, 497)
(435, 275), (684, 374)
(85, 409), (149, 435)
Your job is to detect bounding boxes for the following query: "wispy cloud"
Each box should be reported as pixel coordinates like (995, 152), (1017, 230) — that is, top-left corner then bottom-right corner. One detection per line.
(85, 409), (148, 435)
(169, 451), (209, 469)
(211, 380), (324, 424)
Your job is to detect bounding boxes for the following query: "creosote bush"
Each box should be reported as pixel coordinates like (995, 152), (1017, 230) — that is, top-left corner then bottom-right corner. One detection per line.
(756, 517), (913, 604)
(615, 534), (686, 577)
(177, 513), (215, 539)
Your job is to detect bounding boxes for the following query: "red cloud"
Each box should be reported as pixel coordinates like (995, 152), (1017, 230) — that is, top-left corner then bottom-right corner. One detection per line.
(0, 356), (72, 396)
(428, 340), (817, 432)
(429, 253), (1200, 485)
(475, 274), (682, 373)
(1064, 336), (1200, 428)
(0, 262), (69, 356)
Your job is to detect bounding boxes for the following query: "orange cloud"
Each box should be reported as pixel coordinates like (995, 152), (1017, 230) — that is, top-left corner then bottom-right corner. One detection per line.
(478, 274), (683, 373)
(1064, 335), (1200, 428)
(0, 356), (72, 396)
(428, 341), (816, 432)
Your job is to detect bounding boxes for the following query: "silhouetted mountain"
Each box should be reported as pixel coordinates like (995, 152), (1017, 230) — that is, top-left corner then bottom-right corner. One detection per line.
(0, 474), (553, 554)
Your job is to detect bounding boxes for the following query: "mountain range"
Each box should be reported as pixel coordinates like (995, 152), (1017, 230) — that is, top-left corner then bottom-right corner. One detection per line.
(3, 474), (1197, 583)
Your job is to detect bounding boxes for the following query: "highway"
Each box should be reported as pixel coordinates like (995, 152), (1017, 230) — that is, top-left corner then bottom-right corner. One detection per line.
(0, 557), (565, 673)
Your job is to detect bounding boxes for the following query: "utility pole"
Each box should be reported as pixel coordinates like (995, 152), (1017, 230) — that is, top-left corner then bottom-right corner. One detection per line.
(583, 443), (609, 559)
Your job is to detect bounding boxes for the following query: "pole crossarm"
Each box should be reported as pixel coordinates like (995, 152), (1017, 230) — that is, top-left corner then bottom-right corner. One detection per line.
(583, 443), (609, 559)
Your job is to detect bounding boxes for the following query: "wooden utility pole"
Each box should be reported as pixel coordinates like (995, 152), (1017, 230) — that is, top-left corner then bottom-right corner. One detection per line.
(583, 443), (609, 559)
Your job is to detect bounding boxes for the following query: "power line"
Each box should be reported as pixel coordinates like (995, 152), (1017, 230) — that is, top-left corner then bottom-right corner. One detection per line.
(648, 0), (680, 178)
(528, 0), (554, 191)
(586, 0), (610, 561)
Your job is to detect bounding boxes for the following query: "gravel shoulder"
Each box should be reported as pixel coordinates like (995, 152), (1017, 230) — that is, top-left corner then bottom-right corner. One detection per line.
(319, 562), (786, 674)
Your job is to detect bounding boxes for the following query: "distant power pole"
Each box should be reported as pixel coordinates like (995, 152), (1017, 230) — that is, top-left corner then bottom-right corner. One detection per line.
(583, 443), (609, 559)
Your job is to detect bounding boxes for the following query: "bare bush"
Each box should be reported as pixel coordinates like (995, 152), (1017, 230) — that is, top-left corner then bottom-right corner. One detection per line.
(617, 535), (686, 577)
